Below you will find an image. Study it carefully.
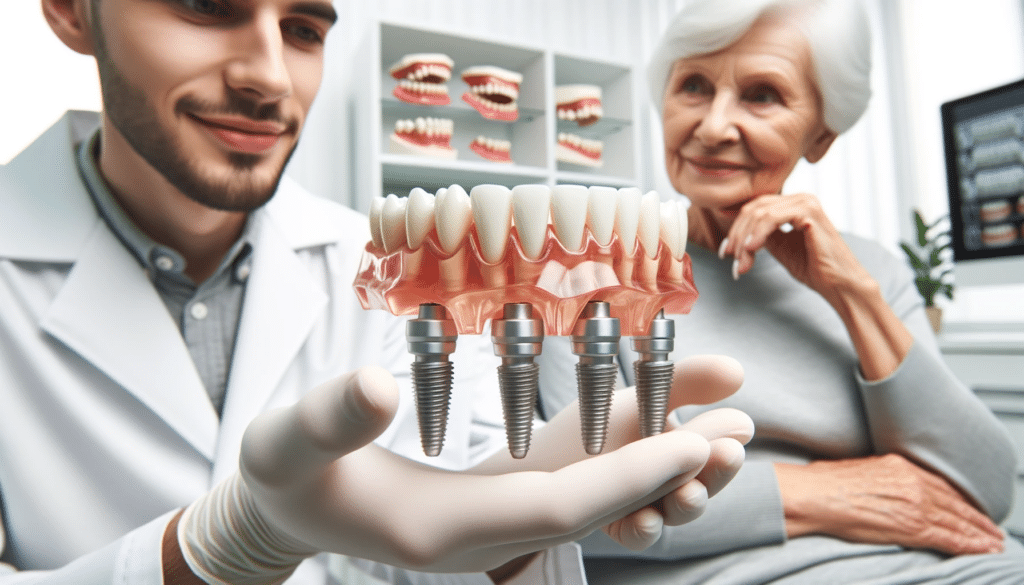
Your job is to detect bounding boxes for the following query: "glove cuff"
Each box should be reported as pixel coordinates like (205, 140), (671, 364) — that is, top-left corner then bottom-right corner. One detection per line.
(178, 473), (315, 585)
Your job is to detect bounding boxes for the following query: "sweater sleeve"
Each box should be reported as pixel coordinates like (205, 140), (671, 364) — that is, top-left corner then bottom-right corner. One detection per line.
(854, 239), (1017, 522)
(576, 461), (787, 560)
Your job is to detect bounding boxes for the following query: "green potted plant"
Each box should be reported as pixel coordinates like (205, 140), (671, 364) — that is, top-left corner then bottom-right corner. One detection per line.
(899, 209), (954, 333)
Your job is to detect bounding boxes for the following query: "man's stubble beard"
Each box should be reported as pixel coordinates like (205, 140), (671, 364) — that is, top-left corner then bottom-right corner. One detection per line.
(90, 7), (299, 213)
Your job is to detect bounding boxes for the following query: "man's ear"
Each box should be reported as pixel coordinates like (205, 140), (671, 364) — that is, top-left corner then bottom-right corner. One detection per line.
(41, 0), (96, 56)
(804, 126), (838, 164)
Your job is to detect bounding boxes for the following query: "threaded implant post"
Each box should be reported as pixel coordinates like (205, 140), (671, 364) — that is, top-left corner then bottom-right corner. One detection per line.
(631, 309), (675, 437)
(406, 303), (457, 457)
(571, 301), (621, 455)
(491, 303), (544, 459)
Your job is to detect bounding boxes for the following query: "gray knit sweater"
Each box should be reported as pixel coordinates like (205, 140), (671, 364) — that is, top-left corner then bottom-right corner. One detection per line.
(537, 234), (1023, 584)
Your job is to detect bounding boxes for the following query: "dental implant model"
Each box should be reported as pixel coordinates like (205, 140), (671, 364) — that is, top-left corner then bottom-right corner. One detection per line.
(354, 184), (698, 458)
(461, 65), (522, 122)
(389, 53), (454, 106)
(556, 84), (603, 127)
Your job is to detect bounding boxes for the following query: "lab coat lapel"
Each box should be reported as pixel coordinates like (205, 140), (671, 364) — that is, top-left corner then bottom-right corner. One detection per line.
(41, 222), (219, 461)
(212, 211), (327, 483)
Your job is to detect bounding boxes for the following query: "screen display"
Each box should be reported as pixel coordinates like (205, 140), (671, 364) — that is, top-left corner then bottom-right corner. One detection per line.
(942, 78), (1024, 262)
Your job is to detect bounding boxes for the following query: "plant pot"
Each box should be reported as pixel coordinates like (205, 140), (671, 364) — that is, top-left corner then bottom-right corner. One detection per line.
(925, 306), (943, 334)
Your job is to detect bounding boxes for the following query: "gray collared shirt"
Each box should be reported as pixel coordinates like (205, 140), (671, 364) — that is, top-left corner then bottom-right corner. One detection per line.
(76, 131), (254, 415)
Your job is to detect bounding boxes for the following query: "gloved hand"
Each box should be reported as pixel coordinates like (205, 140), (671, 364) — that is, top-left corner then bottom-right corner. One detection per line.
(177, 356), (751, 583)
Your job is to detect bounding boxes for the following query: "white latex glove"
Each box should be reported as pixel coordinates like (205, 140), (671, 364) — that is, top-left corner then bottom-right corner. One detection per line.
(179, 357), (751, 583)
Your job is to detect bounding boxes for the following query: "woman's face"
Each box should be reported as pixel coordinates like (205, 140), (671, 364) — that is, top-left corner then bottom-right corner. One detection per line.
(662, 14), (836, 233)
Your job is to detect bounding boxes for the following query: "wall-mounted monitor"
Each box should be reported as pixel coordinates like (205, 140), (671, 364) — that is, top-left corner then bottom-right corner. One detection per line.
(941, 78), (1024, 286)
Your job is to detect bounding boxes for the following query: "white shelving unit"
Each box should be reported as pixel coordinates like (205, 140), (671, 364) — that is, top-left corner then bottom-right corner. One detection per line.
(349, 20), (640, 215)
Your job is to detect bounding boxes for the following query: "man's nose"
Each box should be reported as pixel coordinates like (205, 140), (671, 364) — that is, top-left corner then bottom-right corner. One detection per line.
(224, 13), (292, 104)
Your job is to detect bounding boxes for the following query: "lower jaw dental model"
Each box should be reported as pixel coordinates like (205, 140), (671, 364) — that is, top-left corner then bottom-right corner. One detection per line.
(389, 53), (454, 106)
(461, 65), (522, 122)
(557, 132), (604, 168)
(353, 184), (697, 459)
(556, 84), (603, 127)
(470, 135), (513, 163)
(389, 117), (456, 159)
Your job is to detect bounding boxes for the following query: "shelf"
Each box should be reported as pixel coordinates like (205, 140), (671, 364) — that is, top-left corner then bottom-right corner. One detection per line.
(349, 20), (641, 211)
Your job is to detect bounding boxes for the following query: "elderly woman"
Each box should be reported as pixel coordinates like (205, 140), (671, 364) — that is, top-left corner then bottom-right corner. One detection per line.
(538, 0), (1024, 583)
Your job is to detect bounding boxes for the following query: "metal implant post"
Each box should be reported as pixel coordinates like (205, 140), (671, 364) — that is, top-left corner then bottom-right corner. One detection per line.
(631, 309), (675, 438)
(406, 303), (457, 457)
(491, 303), (544, 459)
(571, 301), (621, 455)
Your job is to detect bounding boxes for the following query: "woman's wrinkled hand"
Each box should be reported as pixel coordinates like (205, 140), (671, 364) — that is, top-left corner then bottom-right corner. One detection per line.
(775, 453), (1005, 556)
(718, 193), (872, 302)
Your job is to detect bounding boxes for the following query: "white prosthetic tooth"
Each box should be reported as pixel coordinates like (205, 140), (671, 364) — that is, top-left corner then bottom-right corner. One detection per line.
(381, 194), (408, 253)
(660, 199), (682, 260)
(415, 117), (426, 133)
(676, 200), (689, 259)
(638, 190), (661, 258)
(511, 184), (551, 260)
(435, 184), (472, 254)
(369, 195), (386, 249)
(405, 187), (435, 250)
(470, 184), (513, 264)
(615, 187), (642, 253)
(587, 186), (618, 246)
(550, 184), (589, 252)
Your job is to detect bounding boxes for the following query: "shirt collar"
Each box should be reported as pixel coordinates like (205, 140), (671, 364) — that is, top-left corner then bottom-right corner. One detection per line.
(76, 130), (255, 286)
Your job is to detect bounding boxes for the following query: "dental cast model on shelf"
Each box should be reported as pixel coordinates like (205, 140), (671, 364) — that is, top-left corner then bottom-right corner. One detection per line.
(470, 135), (513, 163)
(353, 184), (697, 460)
(461, 65), (522, 122)
(557, 132), (604, 168)
(556, 84), (604, 127)
(388, 117), (456, 159)
(389, 52), (454, 106)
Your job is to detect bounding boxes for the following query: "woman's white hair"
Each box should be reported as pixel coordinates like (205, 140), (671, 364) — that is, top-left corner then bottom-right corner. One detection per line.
(646, 0), (872, 135)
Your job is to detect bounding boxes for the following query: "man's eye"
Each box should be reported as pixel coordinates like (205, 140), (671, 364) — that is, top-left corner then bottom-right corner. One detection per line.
(285, 22), (325, 45)
(180, 0), (231, 17)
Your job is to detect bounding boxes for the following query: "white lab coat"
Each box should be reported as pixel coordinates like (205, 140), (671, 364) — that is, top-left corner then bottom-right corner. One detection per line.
(0, 111), (532, 584)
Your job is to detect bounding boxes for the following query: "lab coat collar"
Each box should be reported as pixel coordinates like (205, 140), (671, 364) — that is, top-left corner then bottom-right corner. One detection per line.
(3, 111), (339, 465)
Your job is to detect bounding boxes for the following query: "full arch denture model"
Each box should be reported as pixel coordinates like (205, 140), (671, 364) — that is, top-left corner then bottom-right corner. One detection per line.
(461, 65), (522, 122)
(389, 53), (454, 106)
(556, 84), (603, 127)
(353, 184), (698, 460)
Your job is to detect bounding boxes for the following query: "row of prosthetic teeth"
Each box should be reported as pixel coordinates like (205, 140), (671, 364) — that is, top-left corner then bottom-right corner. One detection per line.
(557, 133), (604, 168)
(396, 79), (450, 98)
(389, 118), (456, 159)
(470, 136), (513, 163)
(462, 66), (522, 121)
(388, 53), (454, 82)
(368, 184), (687, 265)
(556, 84), (604, 127)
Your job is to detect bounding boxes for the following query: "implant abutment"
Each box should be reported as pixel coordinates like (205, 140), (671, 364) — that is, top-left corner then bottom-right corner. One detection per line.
(571, 301), (621, 455)
(631, 309), (675, 438)
(491, 303), (544, 459)
(406, 303), (458, 457)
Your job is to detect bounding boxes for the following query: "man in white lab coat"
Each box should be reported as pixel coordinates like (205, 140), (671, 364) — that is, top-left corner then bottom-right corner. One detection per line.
(0, 0), (752, 584)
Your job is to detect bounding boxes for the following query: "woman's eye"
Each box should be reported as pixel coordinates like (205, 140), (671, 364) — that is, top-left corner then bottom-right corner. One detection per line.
(679, 75), (711, 96)
(746, 85), (782, 105)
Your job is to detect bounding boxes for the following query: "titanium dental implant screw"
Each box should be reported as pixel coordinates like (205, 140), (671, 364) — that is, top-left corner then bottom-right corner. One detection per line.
(631, 309), (675, 438)
(491, 303), (545, 459)
(571, 300), (621, 455)
(406, 303), (458, 457)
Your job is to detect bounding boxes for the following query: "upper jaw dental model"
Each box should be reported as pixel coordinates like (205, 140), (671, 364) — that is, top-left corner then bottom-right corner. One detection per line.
(354, 184), (697, 459)
(389, 117), (456, 159)
(556, 84), (603, 127)
(557, 132), (604, 168)
(470, 135), (513, 163)
(389, 53), (454, 106)
(461, 65), (523, 122)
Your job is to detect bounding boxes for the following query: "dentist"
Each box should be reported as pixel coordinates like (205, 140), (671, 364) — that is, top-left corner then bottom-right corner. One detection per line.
(0, 1), (753, 584)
